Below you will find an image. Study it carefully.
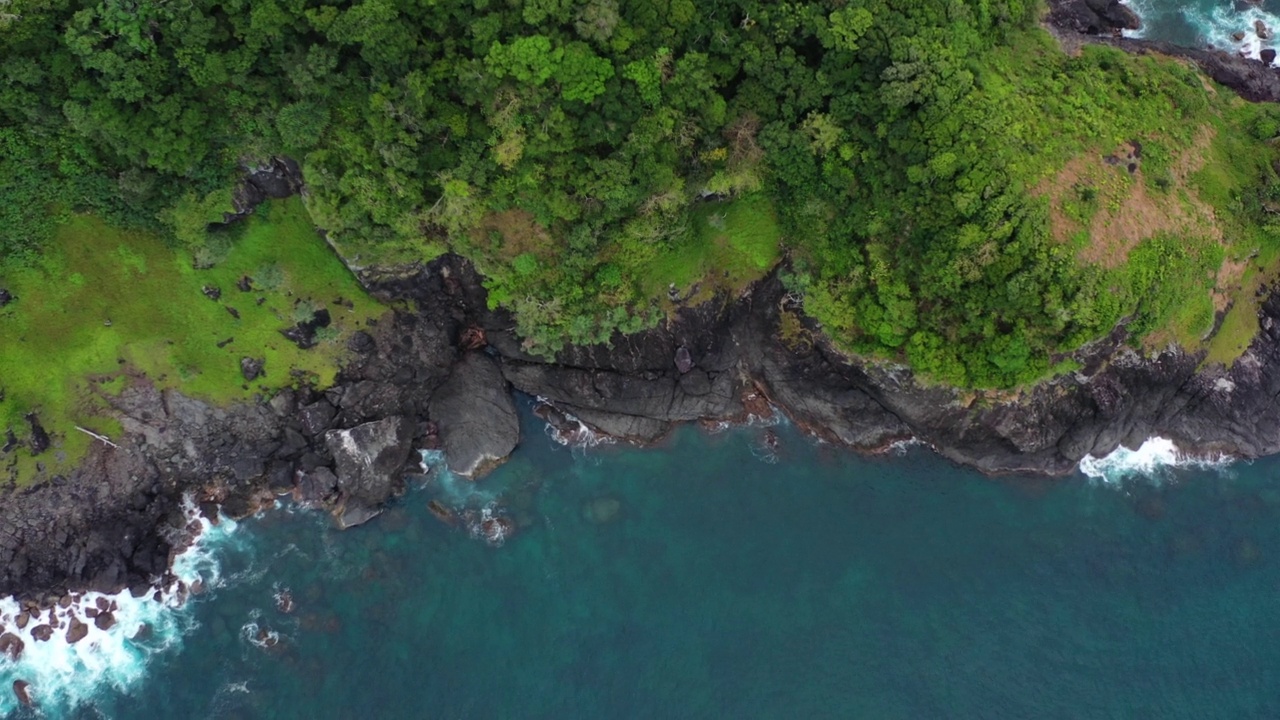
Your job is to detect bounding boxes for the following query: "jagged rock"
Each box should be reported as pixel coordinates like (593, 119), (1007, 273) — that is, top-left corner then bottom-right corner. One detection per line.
(346, 330), (376, 354)
(294, 466), (337, 504)
(324, 416), (414, 513)
(237, 276), (253, 292)
(675, 345), (693, 374)
(25, 414), (49, 456)
(201, 285), (221, 301)
(429, 353), (519, 477)
(336, 504), (382, 529)
(298, 400), (337, 437)
(0, 289), (12, 308)
(240, 357), (264, 382)
(1048, 0), (1140, 34)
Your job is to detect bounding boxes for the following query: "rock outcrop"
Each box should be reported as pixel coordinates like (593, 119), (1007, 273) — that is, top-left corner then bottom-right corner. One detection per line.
(324, 416), (415, 525)
(429, 353), (519, 477)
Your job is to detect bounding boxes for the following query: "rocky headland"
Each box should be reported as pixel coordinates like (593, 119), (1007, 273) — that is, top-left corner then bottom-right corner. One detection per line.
(5, 3), (1280, 603)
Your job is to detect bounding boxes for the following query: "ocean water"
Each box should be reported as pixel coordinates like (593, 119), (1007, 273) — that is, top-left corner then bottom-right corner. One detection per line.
(6, 401), (1280, 718)
(1124, 0), (1280, 63)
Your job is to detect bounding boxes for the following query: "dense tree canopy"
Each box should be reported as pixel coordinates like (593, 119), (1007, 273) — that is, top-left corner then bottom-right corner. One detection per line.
(3, 0), (1279, 386)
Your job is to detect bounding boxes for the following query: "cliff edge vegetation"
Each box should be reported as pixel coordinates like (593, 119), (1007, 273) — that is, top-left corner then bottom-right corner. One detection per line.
(2, 0), (1280, 415)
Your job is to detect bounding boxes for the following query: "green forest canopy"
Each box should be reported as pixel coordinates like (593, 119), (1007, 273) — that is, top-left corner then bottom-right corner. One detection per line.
(4, 0), (1280, 388)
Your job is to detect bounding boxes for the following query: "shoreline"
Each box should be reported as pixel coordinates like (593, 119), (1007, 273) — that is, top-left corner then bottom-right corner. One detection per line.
(3, 2), (1280, 614)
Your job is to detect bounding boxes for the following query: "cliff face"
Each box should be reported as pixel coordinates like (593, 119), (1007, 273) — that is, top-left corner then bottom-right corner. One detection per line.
(6, 252), (1280, 600)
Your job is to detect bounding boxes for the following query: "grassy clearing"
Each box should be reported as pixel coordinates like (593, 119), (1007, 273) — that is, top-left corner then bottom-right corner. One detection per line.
(639, 193), (782, 307)
(0, 197), (385, 486)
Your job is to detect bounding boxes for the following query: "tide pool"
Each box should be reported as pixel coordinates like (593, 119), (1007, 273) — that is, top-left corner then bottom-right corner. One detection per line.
(7, 401), (1280, 718)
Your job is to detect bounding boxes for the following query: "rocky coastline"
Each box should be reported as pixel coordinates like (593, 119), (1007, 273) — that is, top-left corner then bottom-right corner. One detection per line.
(6, 6), (1280, 604)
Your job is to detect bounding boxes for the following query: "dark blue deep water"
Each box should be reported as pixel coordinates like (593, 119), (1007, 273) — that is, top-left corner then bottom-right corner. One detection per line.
(12, 402), (1280, 719)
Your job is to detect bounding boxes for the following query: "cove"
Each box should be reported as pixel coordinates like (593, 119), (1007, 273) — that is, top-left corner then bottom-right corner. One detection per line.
(16, 400), (1280, 719)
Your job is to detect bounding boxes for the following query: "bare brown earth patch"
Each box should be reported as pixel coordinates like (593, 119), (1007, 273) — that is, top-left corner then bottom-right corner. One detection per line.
(472, 209), (552, 260)
(1036, 127), (1221, 269)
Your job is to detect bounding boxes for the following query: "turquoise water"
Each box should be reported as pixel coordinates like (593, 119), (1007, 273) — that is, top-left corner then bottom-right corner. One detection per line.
(1126, 0), (1280, 62)
(10, 401), (1280, 718)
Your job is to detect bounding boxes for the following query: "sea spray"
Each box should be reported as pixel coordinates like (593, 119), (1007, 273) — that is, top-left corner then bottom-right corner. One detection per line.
(1121, 0), (1280, 65)
(0, 496), (243, 716)
(1079, 436), (1233, 484)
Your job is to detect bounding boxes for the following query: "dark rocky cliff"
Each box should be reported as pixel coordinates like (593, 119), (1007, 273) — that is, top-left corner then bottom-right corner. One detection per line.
(5, 253), (1280, 601)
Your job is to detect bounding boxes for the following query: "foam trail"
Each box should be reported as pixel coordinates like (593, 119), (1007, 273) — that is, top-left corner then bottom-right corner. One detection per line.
(419, 449), (497, 506)
(0, 497), (242, 716)
(1079, 437), (1232, 484)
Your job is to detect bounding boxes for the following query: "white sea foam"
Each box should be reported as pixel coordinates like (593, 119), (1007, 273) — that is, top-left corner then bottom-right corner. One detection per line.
(419, 449), (498, 506)
(0, 496), (241, 716)
(1123, 0), (1280, 65)
(537, 405), (616, 450)
(1079, 436), (1233, 484)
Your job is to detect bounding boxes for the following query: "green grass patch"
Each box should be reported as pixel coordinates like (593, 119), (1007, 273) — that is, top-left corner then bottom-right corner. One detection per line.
(0, 197), (385, 486)
(638, 193), (782, 305)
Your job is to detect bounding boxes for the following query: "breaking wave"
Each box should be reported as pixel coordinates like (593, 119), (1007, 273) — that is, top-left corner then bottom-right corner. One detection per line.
(1079, 436), (1233, 484)
(1123, 0), (1280, 66)
(0, 497), (243, 716)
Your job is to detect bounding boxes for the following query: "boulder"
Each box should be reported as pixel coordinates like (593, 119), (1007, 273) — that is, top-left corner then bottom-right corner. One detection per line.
(94, 612), (115, 630)
(240, 357), (265, 382)
(324, 416), (415, 510)
(429, 353), (519, 477)
(65, 619), (88, 643)
(0, 289), (11, 308)
(674, 345), (694, 374)
(298, 400), (337, 437)
(294, 466), (337, 504)
(0, 633), (23, 660)
(13, 680), (31, 707)
(1263, 48), (1277, 64)
(25, 414), (49, 456)
(1234, 30), (1248, 42)
(1259, 19), (1274, 40)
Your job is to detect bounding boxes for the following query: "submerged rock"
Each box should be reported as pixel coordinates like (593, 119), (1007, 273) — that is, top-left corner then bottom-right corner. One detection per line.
(582, 497), (622, 524)
(429, 353), (519, 478)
